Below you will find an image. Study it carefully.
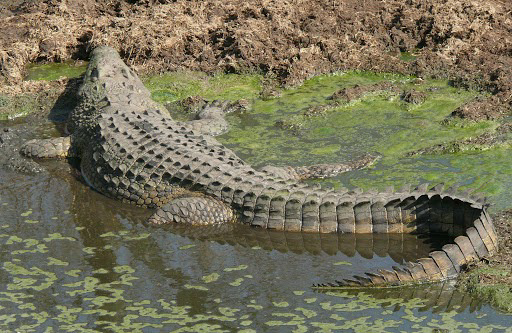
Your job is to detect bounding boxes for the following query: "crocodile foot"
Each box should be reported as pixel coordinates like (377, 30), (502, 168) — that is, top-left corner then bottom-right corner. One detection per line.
(21, 137), (72, 158)
(148, 196), (236, 225)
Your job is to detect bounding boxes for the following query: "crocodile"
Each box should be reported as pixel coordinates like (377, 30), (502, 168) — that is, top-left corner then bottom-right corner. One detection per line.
(21, 46), (499, 288)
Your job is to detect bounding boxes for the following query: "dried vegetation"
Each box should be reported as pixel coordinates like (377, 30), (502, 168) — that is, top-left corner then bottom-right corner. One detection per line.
(0, 0), (511, 119)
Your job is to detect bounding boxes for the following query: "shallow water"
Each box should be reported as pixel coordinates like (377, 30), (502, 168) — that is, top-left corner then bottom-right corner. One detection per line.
(2, 70), (512, 331)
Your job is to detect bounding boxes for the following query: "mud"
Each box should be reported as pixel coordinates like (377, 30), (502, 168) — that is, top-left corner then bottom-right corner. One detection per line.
(329, 81), (401, 103)
(1, 0), (511, 121)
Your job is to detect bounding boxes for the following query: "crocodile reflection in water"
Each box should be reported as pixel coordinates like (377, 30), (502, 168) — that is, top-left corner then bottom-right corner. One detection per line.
(21, 46), (498, 288)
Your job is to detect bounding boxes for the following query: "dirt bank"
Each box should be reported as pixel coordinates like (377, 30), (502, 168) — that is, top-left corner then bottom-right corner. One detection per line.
(0, 0), (511, 120)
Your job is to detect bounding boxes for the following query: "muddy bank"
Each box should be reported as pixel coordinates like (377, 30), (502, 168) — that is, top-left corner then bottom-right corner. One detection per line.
(0, 0), (511, 120)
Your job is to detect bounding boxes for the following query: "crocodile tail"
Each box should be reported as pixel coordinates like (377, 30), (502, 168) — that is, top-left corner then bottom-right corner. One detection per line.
(314, 184), (499, 289)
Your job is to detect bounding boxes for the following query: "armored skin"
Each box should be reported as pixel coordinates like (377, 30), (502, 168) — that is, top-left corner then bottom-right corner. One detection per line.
(21, 46), (498, 288)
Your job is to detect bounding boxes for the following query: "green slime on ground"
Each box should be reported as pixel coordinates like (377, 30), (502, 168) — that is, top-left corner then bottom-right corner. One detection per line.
(25, 61), (88, 81)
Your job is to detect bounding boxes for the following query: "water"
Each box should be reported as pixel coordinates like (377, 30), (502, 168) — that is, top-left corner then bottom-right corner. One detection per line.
(2, 69), (512, 331)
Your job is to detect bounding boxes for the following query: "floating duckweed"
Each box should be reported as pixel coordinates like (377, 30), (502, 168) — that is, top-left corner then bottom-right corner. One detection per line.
(202, 273), (220, 283)
(47, 257), (69, 266)
(18, 302), (36, 310)
(402, 308), (428, 323)
(99, 231), (118, 238)
(184, 284), (208, 291)
(11, 242), (48, 254)
(43, 233), (76, 242)
(273, 301), (290, 308)
(244, 275), (253, 279)
(229, 278), (244, 287)
(124, 232), (150, 240)
(113, 265), (135, 274)
(65, 269), (81, 277)
(82, 247), (96, 254)
(294, 291), (306, 296)
(218, 307), (240, 317)
(240, 320), (252, 326)
(6, 235), (23, 244)
(179, 244), (196, 250)
(224, 264), (248, 272)
(295, 307), (317, 319)
(246, 304), (263, 310)
(20, 209), (32, 217)
(304, 298), (317, 304)
(24, 219), (39, 223)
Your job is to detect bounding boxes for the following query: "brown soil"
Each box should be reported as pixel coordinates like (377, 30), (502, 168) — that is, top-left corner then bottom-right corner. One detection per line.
(400, 89), (427, 104)
(488, 210), (512, 272)
(329, 81), (401, 102)
(1, 0), (511, 120)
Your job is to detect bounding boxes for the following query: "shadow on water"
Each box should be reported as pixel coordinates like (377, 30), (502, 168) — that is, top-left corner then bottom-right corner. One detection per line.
(47, 77), (82, 123)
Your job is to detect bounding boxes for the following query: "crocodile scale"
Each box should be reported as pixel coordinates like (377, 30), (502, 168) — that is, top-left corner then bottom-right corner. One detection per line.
(21, 46), (498, 288)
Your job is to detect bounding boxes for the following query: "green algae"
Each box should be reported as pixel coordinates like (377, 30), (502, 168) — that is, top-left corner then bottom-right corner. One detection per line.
(142, 71), (262, 104)
(25, 61), (88, 81)
(460, 267), (512, 313)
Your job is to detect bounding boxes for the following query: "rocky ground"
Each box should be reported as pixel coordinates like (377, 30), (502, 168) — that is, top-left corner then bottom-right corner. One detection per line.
(1, 0), (512, 306)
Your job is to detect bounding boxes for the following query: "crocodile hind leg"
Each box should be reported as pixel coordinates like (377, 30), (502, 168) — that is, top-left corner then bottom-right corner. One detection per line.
(148, 195), (236, 225)
(21, 137), (72, 158)
(260, 153), (380, 180)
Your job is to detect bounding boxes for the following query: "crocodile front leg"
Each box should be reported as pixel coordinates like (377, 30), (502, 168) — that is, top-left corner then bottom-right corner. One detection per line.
(148, 196), (236, 225)
(21, 137), (72, 158)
